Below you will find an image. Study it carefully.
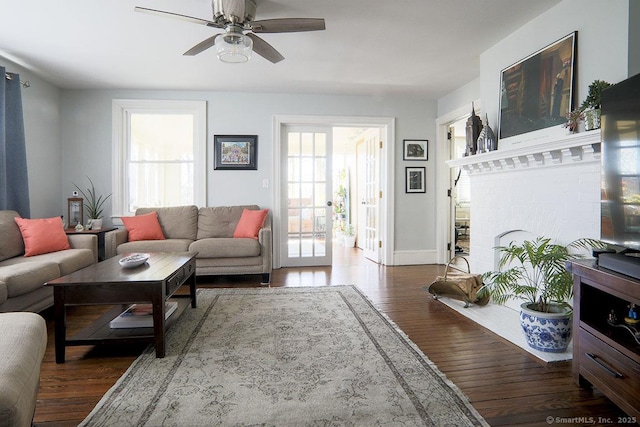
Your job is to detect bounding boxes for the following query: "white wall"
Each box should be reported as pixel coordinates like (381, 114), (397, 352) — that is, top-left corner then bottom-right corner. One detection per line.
(437, 78), (480, 118)
(60, 89), (437, 256)
(480, 0), (630, 145)
(1, 57), (62, 218)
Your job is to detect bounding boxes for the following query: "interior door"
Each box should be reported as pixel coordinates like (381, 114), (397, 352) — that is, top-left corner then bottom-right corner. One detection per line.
(281, 125), (333, 267)
(356, 128), (381, 262)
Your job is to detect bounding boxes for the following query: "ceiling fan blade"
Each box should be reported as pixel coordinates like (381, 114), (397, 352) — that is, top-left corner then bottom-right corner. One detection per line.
(246, 33), (284, 63)
(183, 35), (218, 56)
(134, 6), (222, 28)
(251, 18), (325, 33)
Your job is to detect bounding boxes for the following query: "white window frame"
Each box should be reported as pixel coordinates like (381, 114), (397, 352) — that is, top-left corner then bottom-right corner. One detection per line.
(112, 99), (207, 220)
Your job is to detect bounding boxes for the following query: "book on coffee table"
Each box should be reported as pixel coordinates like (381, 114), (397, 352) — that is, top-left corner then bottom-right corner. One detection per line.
(109, 301), (178, 329)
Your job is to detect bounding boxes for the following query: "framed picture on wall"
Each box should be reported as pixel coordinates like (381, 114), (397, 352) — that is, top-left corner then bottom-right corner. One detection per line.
(214, 135), (258, 170)
(67, 197), (83, 227)
(403, 139), (428, 160)
(499, 31), (577, 141)
(405, 167), (426, 193)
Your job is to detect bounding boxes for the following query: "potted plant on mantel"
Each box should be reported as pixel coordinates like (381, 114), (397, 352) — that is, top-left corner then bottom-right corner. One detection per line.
(480, 237), (603, 353)
(580, 79), (612, 131)
(73, 177), (112, 230)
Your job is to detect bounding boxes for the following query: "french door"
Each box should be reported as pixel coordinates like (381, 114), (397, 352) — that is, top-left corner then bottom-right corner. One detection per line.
(280, 125), (333, 267)
(356, 128), (381, 262)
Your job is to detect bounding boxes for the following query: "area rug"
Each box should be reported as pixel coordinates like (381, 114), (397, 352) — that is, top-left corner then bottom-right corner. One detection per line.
(81, 286), (488, 426)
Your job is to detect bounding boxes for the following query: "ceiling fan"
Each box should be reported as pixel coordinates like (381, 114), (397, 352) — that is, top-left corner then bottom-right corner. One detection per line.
(135, 0), (325, 64)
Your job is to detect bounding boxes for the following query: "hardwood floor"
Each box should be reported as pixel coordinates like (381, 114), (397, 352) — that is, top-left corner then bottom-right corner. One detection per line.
(34, 246), (627, 426)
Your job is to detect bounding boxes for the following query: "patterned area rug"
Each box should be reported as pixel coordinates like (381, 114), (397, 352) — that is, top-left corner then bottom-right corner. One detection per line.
(81, 286), (488, 426)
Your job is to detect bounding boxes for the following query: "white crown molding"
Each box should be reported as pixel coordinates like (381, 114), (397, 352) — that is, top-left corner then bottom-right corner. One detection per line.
(446, 130), (601, 174)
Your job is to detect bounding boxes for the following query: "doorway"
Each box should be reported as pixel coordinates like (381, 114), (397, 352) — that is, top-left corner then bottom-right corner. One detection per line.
(334, 127), (381, 263)
(434, 103), (478, 264)
(449, 118), (471, 256)
(273, 115), (394, 269)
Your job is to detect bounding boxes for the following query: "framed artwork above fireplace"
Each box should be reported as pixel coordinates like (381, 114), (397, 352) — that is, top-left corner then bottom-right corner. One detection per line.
(498, 31), (577, 147)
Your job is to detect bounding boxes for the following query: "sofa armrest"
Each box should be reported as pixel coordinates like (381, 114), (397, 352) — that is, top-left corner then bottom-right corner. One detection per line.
(104, 228), (128, 259)
(67, 234), (98, 264)
(258, 216), (272, 275)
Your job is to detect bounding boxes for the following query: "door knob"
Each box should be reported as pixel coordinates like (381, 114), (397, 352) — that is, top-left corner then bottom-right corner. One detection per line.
(326, 201), (332, 206)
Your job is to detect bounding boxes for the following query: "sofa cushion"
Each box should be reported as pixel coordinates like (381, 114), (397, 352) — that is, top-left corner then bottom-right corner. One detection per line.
(0, 262), (60, 297)
(30, 249), (95, 276)
(117, 239), (193, 255)
(190, 238), (261, 258)
(197, 205), (260, 239)
(14, 216), (70, 256)
(136, 206), (198, 240)
(0, 249), (94, 277)
(121, 212), (165, 241)
(0, 211), (24, 262)
(233, 209), (269, 239)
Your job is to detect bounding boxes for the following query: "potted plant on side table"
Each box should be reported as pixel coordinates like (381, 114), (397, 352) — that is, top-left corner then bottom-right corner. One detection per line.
(480, 236), (603, 353)
(73, 177), (112, 230)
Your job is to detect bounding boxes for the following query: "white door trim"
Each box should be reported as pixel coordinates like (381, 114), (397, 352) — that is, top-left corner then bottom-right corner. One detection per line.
(273, 115), (395, 268)
(434, 100), (480, 264)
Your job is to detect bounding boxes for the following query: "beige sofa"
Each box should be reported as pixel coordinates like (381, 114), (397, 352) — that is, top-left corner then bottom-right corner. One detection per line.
(107, 205), (272, 283)
(0, 210), (97, 313)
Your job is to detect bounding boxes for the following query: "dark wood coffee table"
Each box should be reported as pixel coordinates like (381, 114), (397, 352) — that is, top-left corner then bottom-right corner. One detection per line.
(46, 252), (197, 363)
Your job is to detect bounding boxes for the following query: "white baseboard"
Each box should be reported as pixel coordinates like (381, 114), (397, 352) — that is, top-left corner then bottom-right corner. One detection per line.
(393, 250), (438, 265)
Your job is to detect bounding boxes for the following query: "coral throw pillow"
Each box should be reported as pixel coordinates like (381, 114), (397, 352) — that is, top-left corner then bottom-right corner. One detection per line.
(14, 216), (70, 257)
(233, 209), (269, 239)
(121, 212), (165, 241)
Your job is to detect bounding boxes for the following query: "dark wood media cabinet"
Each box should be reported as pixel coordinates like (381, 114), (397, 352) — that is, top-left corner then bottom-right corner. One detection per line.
(569, 260), (640, 419)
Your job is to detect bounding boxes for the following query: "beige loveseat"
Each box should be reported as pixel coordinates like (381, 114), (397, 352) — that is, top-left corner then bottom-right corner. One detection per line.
(106, 205), (272, 283)
(0, 210), (97, 313)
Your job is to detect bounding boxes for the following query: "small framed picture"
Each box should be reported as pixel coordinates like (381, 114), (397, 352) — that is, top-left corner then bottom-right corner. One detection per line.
(403, 139), (428, 161)
(406, 167), (426, 193)
(67, 197), (83, 227)
(214, 135), (258, 170)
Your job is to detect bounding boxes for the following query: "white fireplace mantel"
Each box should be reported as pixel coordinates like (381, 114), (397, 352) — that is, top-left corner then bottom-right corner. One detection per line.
(446, 130), (601, 174)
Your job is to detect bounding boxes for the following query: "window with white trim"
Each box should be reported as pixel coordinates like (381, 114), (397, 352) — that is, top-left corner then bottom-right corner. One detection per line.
(112, 100), (206, 217)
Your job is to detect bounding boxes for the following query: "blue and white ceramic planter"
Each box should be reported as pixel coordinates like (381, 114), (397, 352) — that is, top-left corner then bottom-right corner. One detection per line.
(520, 303), (573, 353)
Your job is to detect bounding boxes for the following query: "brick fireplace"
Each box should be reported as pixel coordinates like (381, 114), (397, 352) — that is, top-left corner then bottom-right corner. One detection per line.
(444, 131), (602, 361)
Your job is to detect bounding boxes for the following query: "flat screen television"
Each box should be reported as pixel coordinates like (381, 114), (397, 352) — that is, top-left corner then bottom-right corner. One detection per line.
(600, 72), (640, 277)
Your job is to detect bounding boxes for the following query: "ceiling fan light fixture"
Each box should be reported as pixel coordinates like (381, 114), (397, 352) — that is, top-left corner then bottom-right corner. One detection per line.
(215, 31), (252, 63)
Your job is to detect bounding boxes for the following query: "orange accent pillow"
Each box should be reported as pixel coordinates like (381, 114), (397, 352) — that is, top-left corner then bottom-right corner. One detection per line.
(14, 216), (71, 257)
(121, 212), (165, 241)
(233, 209), (269, 239)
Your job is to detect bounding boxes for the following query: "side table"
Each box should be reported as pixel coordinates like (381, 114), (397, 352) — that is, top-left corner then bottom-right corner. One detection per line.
(65, 227), (116, 261)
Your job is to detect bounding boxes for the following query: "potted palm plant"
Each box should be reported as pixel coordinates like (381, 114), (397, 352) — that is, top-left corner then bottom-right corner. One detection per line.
(73, 177), (112, 230)
(480, 237), (603, 353)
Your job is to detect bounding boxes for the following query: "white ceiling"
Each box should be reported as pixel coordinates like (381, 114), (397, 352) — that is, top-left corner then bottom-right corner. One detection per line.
(0, 0), (562, 98)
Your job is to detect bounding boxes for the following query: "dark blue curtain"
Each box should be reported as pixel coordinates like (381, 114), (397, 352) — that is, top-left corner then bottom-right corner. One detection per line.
(0, 67), (30, 217)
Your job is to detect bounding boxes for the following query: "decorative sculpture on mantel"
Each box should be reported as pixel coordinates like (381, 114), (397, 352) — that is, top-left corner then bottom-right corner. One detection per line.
(477, 114), (498, 153)
(465, 103), (482, 156)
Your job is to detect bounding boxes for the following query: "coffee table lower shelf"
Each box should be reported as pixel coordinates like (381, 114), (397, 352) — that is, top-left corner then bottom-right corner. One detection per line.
(65, 296), (192, 347)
